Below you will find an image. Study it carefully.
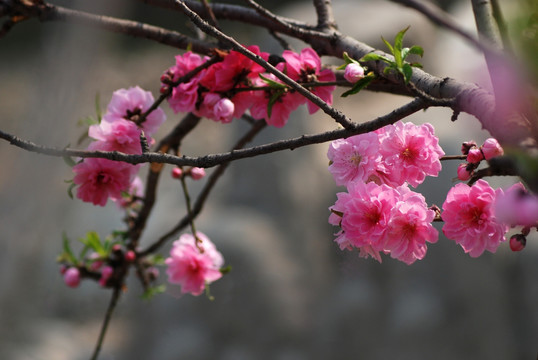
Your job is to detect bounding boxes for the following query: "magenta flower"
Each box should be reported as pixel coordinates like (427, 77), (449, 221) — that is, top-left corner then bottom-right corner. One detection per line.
(327, 132), (381, 186)
(494, 182), (538, 227)
(442, 180), (509, 257)
(73, 158), (134, 207)
(278, 48), (336, 114)
(481, 137), (504, 160)
(165, 52), (208, 114)
(344, 63), (365, 83)
(378, 121), (445, 187)
(165, 232), (224, 296)
(384, 186), (438, 264)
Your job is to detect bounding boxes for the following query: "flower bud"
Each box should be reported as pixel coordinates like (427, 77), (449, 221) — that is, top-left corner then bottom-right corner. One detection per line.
(466, 148), (484, 164)
(481, 138), (503, 160)
(461, 140), (477, 155)
(190, 167), (206, 180)
(125, 250), (136, 262)
(64, 267), (81, 288)
(171, 167), (183, 179)
(344, 63), (365, 84)
(213, 98), (235, 124)
(509, 234), (526, 252)
(457, 163), (472, 181)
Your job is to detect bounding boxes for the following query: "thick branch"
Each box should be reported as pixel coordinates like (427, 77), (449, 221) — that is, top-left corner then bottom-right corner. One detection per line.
(313, 0), (336, 30)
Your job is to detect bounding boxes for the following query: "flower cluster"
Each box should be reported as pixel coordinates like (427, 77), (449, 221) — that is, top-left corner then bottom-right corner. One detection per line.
(457, 138), (504, 181)
(165, 232), (224, 296)
(73, 86), (166, 207)
(161, 47), (336, 127)
(328, 121), (443, 264)
(328, 121), (445, 188)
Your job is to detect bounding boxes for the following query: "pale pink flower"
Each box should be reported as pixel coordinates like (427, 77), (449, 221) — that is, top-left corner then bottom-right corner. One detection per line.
(481, 138), (504, 160)
(344, 63), (365, 83)
(442, 179), (509, 257)
(494, 182), (538, 227)
(378, 121), (445, 187)
(88, 119), (143, 155)
(73, 158), (134, 207)
(327, 132), (381, 186)
(165, 232), (224, 296)
(103, 86), (166, 136)
(63, 267), (81, 288)
(278, 48), (336, 114)
(457, 163), (472, 181)
(466, 148), (484, 164)
(384, 186), (438, 264)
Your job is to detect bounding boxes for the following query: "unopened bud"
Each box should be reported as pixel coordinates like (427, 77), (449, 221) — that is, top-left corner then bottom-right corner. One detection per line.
(461, 141), (477, 155)
(509, 234), (526, 252)
(466, 148), (484, 164)
(190, 167), (206, 180)
(64, 267), (81, 288)
(457, 163), (472, 181)
(344, 63), (365, 83)
(171, 167), (183, 179)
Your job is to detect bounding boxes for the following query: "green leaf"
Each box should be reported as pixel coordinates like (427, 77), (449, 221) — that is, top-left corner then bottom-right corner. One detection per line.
(258, 73), (287, 89)
(407, 45), (424, 57)
(359, 53), (391, 63)
(61, 232), (78, 264)
(63, 155), (76, 168)
(341, 73), (376, 97)
(266, 89), (285, 118)
(79, 231), (106, 256)
(402, 63), (413, 83)
(141, 284), (166, 300)
(393, 26), (410, 67)
(381, 36), (394, 55)
(220, 265), (232, 274)
(66, 182), (76, 199)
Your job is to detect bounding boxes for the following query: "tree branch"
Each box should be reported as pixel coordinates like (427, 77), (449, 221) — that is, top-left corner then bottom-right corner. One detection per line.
(313, 0), (336, 30)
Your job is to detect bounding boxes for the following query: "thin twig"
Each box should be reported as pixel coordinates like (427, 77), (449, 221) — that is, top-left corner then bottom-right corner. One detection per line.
(90, 286), (122, 360)
(175, 0), (355, 130)
(140, 120), (268, 256)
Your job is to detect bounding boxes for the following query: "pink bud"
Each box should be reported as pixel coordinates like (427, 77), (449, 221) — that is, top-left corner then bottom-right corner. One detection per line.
(481, 138), (504, 160)
(101, 265), (114, 280)
(509, 234), (526, 252)
(190, 167), (206, 180)
(63, 267), (81, 288)
(461, 140), (477, 155)
(457, 163), (472, 181)
(344, 63), (365, 83)
(125, 250), (136, 262)
(171, 167), (183, 179)
(466, 148), (484, 164)
(213, 98), (235, 124)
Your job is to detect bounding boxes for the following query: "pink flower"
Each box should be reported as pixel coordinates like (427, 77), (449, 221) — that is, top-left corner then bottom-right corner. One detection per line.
(494, 182), (538, 227)
(457, 163), (473, 181)
(384, 186), (438, 264)
(327, 132), (381, 186)
(278, 48), (336, 114)
(168, 80), (200, 114)
(63, 267), (81, 288)
(195, 93), (235, 123)
(165, 232), (224, 296)
(466, 148), (484, 164)
(442, 179), (509, 257)
(481, 138), (504, 160)
(73, 158), (134, 207)
(330, 181), (399, 254)
(113, 175), (144, 209)
(377, 121), (445, 187)
(88, 119), (143, 155)
(189, 167), (206, 180)
(344, 63), (365, 83)
(103, 86), (166, 136)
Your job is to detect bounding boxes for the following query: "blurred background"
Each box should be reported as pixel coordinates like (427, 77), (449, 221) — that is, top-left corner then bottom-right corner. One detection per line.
(0, 0), (536, 359)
